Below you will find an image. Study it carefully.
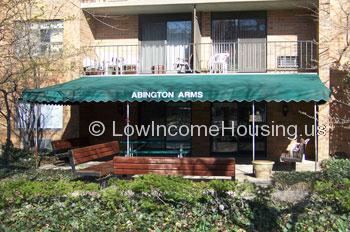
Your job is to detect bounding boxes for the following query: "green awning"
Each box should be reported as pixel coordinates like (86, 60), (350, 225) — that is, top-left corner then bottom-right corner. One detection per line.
(21, 74), (330, 104)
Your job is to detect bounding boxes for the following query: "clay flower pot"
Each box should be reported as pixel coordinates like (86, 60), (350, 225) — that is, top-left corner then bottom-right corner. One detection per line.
(252, 160), (275, 179)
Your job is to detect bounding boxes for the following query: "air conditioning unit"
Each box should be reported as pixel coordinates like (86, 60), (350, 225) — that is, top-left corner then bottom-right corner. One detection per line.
(277, 56), (299, 68)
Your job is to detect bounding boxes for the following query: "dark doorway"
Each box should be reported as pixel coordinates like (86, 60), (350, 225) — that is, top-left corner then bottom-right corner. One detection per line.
(211, 102), (267, 159)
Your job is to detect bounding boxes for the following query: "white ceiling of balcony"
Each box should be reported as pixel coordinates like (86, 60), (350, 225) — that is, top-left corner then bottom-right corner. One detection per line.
(82, 0), (317, 15)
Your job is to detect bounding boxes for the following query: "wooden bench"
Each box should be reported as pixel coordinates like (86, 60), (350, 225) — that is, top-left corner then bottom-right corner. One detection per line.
(51, 138), (89, 159)
(69, 141), (119, 178)
(113, 157), (235, 180)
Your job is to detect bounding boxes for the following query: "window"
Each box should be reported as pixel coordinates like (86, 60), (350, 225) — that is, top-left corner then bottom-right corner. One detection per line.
(211, 102), (238, 154)
(17, 104), (63, 129)
(138, 102), (192, 152)
(15, 20), (64, 56)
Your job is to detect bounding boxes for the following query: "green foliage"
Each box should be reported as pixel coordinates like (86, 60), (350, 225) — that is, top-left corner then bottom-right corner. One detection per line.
(272, 158), (350, 231)
(313, 178), (350, 213)
(1, 143), (33, 162)
(321, 158), (350, 181)
(0, 178), (99, 208)
(1, 158), (350, 231)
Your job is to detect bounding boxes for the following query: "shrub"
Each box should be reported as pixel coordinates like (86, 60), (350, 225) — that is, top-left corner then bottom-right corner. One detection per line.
(1, 159), (350, 231)
(321, 158), (350, 181)
(107, 174), (207, 205)
(0, 179), (99, 208)
(1, 144), (33, 162)
(313, 178), (350, 213)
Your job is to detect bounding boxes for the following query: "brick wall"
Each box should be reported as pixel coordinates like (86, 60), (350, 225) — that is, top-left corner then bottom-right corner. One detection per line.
(267, 9), (316, 41)
(80, 12), (95, 47)
(200, 12), (211, 40)
(90, 15), (139, 45)
(266, 102), (316, 161)
(329, 69), (350, 157)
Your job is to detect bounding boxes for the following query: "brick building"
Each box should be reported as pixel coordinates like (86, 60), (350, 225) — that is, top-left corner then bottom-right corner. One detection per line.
(4, 0), (350, 164)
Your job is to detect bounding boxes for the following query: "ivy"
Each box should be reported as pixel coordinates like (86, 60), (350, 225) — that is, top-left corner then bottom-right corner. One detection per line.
(0, 158), (349, 231)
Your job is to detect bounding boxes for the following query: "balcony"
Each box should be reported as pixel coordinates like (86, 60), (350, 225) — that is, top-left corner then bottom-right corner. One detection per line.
(82, 40), (317, 76)
(81, 0), (317, 15)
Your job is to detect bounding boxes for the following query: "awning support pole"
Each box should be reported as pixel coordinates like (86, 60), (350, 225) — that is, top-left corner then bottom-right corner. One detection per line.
(252, 101), (256, 161)
(314, 103), (318, 171)
(34, 104), (39, 167)
(126, 102), (130, 157)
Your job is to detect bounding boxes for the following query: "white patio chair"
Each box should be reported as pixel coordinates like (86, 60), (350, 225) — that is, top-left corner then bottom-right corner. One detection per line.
(174, 57), (192, 73)
(115, 57), (125, 75)
(208, 52), (230, 73)
(102, 52), (115, 75)
(83, 57), (96, 70)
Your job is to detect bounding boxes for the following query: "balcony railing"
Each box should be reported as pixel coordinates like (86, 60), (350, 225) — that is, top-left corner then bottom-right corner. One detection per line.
(82, 41), (317, 75)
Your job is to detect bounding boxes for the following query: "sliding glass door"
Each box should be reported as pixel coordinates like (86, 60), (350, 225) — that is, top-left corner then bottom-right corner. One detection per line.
(138, 102), (192, 154)
(166, 21), (192, 72)
(140, 14), (192, 73)
(211, 12), (267, 72)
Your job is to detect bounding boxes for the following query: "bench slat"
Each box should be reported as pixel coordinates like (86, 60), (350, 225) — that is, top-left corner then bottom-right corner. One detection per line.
(73, 146), (119, 158)
(114, 169), (234, 176)
(71, 141), (119, 165)
(113, 157), (235, 178)
(76, 161), (114, 177)
(52, 138), (89, 154)
(113, 157), (234, 165)
(114, 163), (235, 171)
(74, 150), (118, 164)
(69, 141), (119, 178)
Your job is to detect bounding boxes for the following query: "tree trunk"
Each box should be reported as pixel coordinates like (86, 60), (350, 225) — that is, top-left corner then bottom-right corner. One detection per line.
(2, 92), (13, 167)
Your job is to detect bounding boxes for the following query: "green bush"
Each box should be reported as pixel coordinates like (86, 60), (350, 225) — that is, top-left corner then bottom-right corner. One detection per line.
(108, 174), (205, 204)
(0, 179), (99, 208)
(321, 158), (350, 181)
(1, 144), (33, 162)
(313, 178), (350, 213)
(1, 158), (350, 231)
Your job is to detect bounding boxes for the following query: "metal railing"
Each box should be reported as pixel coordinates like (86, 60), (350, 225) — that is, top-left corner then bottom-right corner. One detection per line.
(82, 40), (317, 75)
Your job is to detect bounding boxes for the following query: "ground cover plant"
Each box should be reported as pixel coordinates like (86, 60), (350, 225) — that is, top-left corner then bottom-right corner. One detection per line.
(0, 154), (349, 231)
